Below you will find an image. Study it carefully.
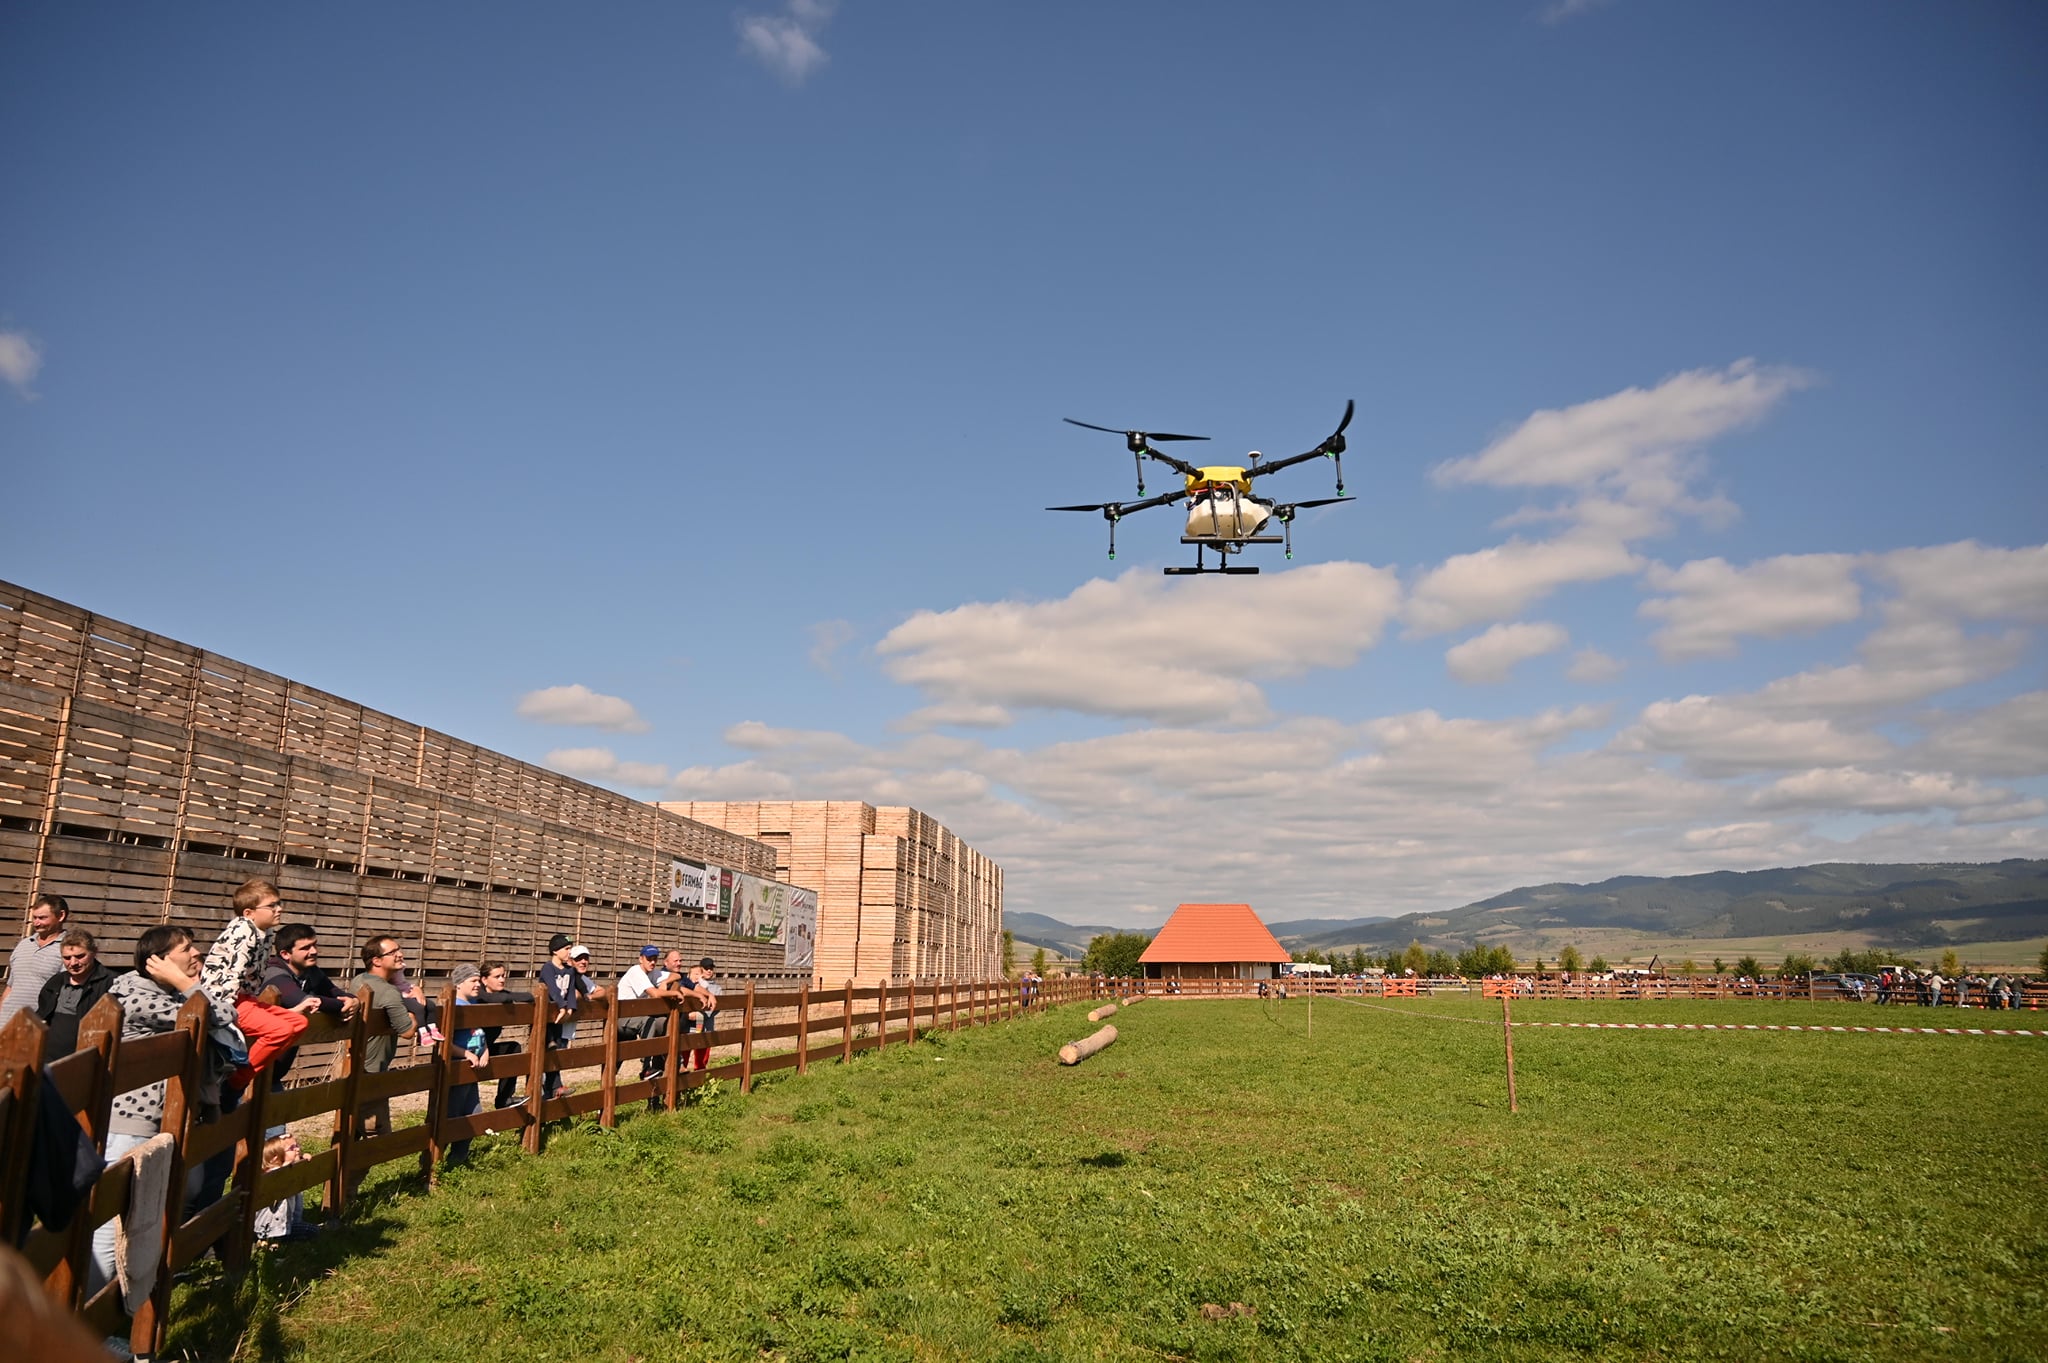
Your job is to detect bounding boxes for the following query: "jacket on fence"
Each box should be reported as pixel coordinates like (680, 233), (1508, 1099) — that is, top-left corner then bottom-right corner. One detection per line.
(35, 960), (120, 1057)
(105, 970), (213, 1138)
(28, 1070), (102, 1234)
(198, 915), (276, 1019)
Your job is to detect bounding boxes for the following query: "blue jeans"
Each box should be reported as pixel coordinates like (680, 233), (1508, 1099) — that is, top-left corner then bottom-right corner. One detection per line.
(445, 1080), (480, 1164)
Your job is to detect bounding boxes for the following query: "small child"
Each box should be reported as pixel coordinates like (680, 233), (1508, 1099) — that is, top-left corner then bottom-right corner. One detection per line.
(253, 1135), (317, 1242)
(394, 965), (446, 1048)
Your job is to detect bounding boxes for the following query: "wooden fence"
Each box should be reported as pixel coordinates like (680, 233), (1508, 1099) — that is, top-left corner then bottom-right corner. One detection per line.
(0, 972), (1101, 1359)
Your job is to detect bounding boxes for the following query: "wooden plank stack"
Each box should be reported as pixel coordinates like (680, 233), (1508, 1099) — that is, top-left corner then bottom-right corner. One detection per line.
(0, 580), (796, 983)
(660, 800), (1004, 985)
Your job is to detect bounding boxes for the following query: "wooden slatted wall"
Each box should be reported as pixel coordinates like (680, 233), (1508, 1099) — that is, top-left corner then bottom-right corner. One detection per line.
(0, 581), (797, 982)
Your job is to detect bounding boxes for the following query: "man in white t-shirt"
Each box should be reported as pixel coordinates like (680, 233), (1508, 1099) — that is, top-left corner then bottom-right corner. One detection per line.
(1, 893), (71, 1029)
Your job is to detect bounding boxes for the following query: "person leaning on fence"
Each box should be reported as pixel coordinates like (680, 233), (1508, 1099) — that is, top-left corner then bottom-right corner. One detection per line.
(34, 929), (119, 1057)
(477, 960), (530, 1109)
(537, 934), (580, 1099)
(200, 880), (318, 1097)
(89, 924), (212, 1297)
(260, 923), (359, 1087)
(442, 964), (489, 1166)
(349, 935), (417, 1137)
(614, 945), (666, 1075)
(1, 891), (71, 1029)
(686, 957), (721, 1072)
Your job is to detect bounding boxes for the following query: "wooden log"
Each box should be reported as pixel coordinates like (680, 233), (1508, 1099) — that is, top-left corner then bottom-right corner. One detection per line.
(1121, 994), (1144, 1007)
(1086, 1003), (1118, 1023)
(1057, 1024), (1116, 1066)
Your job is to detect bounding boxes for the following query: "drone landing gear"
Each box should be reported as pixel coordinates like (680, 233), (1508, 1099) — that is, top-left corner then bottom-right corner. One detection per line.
(1165, 542), (1263, 575)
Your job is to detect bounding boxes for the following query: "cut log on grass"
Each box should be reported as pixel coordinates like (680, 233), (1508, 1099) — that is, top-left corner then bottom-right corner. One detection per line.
(1059, 1025), (1117, 1066)
(1121, 994), (1144, 1007)
(1087, 1003), (1118, 1022)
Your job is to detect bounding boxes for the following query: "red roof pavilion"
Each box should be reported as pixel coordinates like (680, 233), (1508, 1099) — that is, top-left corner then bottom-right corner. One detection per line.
(1138, 903), (1292, 981)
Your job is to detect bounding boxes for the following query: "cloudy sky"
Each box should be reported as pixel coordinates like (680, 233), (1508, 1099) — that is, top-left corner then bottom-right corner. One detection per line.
(4, 4), (2043, 928)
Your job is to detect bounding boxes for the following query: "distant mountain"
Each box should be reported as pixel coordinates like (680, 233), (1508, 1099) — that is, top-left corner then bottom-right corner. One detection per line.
(1008, 863), (2048, 961)
(1318, 860), (2048, 955)
(1004, 911), (1155, 959)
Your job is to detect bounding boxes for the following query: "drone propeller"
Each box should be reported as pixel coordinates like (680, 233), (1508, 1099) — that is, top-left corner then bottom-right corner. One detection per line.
(1063, 417), (1208, 492)
(1244, 399), (1356, 491)
(1046, 489), (1186, 559)
(1272, 494), (1356, 559)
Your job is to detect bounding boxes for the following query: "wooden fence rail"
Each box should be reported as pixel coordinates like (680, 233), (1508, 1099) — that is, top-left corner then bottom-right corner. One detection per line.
(0, 972), (1103, 1358)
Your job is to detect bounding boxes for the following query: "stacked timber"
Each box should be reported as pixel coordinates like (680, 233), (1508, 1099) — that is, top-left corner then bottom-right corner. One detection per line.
(662, 799), (1003, 986)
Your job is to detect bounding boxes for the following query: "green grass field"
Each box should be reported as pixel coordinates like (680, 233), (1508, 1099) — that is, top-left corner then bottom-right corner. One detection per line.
(171, 995), (2048, 1362)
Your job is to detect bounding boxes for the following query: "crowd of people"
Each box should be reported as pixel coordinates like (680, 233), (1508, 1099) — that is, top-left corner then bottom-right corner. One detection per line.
(0, 882), (734, 1338)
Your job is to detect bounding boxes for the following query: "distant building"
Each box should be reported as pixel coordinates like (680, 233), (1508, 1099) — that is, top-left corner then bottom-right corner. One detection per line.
(1138, 903), (1292, 982)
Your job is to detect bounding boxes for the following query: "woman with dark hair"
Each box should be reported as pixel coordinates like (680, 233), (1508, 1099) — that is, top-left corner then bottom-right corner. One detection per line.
(90, 925), (212, 1296)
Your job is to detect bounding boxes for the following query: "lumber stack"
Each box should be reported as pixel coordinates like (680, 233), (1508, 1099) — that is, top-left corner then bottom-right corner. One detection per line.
(663, 799), (1004, 986)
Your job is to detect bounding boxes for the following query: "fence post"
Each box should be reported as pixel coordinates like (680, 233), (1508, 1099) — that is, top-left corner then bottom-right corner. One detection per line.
(524, 987), (550, 1155)
(795, 983), (810, 1076)
(136, 992), (209, 1361)
(842, 980), (855, 1063)
(330, 986), (373, 1207)
(54, 999), (121, 1305)
(225, 1046), (276, 1270)
(740, 982), (756, 1093)
(905, 978), (918, 1046)
(600, 991), (621, 1129)
(949, 979), (959, 1032)
(662, 995), (683, 1112)
(424, 985), (457, 1178)
(876, 979), (888, 1052)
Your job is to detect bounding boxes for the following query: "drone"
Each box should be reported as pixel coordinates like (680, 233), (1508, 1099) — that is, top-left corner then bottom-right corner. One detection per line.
(1048, 401), (1358, 574)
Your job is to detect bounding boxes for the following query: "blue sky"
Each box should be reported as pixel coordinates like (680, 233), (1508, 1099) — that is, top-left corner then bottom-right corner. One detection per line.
(4, 2), (2044, 927)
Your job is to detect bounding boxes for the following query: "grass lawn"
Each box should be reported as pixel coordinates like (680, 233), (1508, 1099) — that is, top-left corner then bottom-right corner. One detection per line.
(171, 995), (2048, 1362)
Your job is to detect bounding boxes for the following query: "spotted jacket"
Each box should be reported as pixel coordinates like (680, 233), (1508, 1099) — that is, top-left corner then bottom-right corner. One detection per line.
(106, 970), (211, 1137)
(199, 915), (275, 1020)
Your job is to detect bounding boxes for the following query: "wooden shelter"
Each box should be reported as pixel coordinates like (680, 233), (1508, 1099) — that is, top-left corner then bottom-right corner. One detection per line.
(1138, 902), (1291, 981)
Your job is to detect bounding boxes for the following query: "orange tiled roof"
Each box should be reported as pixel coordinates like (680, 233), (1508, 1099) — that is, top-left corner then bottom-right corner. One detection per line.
(1138, 903), (1291, 964)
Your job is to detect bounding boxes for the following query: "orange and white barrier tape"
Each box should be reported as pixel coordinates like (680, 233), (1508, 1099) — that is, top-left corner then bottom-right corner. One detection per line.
(1513, 1020), (2043, 1037)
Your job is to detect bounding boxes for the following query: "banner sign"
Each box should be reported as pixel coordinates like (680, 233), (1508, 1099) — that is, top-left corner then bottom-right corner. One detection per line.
(784, 886), (817, 972)
(668, 860), (709, 912)
(729, 871), (787, 945)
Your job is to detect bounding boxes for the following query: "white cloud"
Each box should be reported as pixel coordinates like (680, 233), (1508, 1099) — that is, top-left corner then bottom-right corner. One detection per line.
(1540, 0), (1617, 23)
(1914, 691), (2048, 779)
(1567, 648), (1625, 683)
(1435, 359), (1807, 493)
(0, 329), (42, 397)
(1748, 613), (2022, 718)
(1445, 621), (1569, 683)
(1874, 541), (2048, 623)
(737, 0), (836, 86)
(1405, 533), (1641, 635)
(1749, 767), (2015, 815)
(542, 747), (671, 789)
(876, 561), (1402, 724)
(516, 683), (650, 733)
(808, 619), (855, 675)
(1618, 695), (1893, 776)
(893, 701), (1014, 732)
(1640, 552), (1863, 659)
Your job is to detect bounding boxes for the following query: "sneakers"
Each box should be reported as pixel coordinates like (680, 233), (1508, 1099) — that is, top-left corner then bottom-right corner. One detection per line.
(417, 1024), (446, 1047)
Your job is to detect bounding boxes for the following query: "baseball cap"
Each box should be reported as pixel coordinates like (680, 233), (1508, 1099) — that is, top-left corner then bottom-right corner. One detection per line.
(699, 956), (716, 971)
(640, 945), (661, 960)
(569, 943), (591, 959)
(547, 932), (573, 952)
